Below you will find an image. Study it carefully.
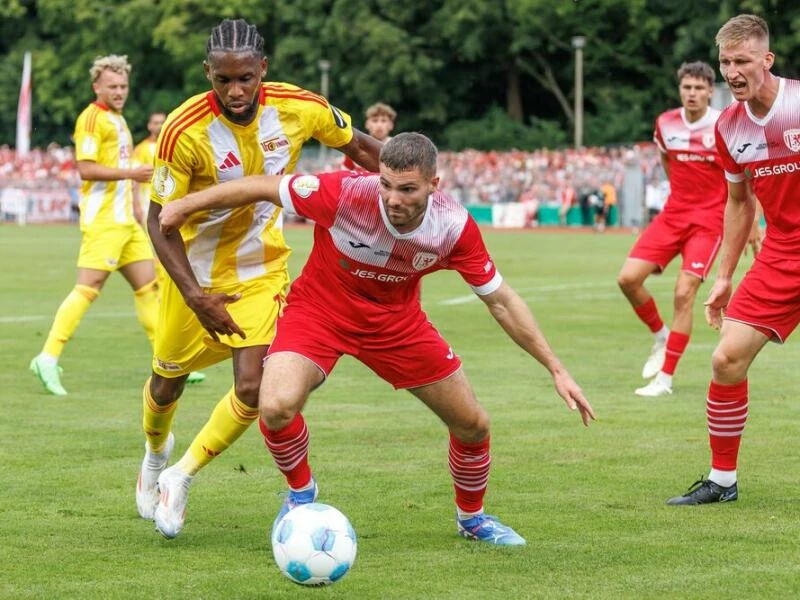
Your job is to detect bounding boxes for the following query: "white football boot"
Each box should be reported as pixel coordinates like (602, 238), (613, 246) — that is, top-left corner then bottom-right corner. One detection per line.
(136, 432), (175, 520)
(635, 375), (673, 397)
(154, 465), (193, 539)
(641, 339), (667, 379)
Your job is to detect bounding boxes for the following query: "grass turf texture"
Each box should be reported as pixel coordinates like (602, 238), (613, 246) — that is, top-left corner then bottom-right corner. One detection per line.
(1, 224), (799, 598)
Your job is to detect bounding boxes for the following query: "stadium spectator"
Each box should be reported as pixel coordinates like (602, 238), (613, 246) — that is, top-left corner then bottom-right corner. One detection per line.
(29, 55), (157, 397)
(667, 14), (791, 505)
(617, 61), (729, 398)
(158, 132), (595, 546)
(342, 101), (396, 171)
(140, 18), (382, 539)
(598, 179), (618, 232)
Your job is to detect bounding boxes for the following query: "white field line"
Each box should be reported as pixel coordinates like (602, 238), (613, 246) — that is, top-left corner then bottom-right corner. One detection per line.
(439, 281), (613, 305)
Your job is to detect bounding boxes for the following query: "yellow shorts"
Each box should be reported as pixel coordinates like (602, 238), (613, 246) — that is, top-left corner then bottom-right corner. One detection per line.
(152, 269), (290, 377)
(77, 223), (153, 271)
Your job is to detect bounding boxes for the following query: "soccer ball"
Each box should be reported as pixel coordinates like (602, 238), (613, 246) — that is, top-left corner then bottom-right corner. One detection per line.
(271, 503), (357, 586)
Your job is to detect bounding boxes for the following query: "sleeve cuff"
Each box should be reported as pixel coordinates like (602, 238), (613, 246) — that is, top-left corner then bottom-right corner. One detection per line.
(725, 171), (745, 183)
(470, 271), (503, 296)
(278, 175), (297, 216)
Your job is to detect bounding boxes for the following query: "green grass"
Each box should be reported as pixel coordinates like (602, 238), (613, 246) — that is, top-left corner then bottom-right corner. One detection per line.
(1, 224), (799, 598)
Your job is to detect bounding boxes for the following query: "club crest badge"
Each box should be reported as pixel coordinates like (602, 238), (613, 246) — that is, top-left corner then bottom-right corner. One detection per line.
(783, 129), (800, 152)
(412, 252), (438, 271)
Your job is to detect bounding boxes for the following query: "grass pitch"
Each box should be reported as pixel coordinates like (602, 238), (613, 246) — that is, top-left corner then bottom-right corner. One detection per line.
(1, 224), (798, 599)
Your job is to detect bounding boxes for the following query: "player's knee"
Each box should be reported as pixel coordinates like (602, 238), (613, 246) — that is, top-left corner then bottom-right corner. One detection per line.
(150, 375), (185, 405)
(259, 390), (301, 430)
(673, 285), (698, 312)
(234, 378), (261, 407)
(453, 409), (490, 443)
(259, 401), (297, 430)
(617, 272), (639, 295)
(711, 346), (747, 382)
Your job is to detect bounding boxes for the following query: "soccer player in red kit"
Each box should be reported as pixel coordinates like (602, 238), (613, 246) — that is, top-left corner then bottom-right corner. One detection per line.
(160, 132), (595, 544)
(668, 14), (800, 504)
(617, 61), (729, 397)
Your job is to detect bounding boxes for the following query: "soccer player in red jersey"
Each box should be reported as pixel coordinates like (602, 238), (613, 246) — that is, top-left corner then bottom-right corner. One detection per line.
(160, 132), (595, 545)
(667, 14), (799, 504)
(617, 62), (730, 397)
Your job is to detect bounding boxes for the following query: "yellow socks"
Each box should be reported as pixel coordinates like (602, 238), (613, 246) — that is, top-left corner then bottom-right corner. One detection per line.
(177, 388), (259, 476)
(133, 279), (159, 346)
(142, 378), (178, 453)
(42, 284), (99, 358)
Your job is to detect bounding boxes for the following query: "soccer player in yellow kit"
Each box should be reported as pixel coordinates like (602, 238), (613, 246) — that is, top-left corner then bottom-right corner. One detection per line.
(134, 113), (207, 386)
(137, 18), (381, 538)
(133, 112), (166, 223)
(30, 55), (157, 396)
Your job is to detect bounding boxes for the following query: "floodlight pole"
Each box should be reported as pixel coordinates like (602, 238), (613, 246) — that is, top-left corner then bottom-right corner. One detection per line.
(572, 36), (586, 149)
(319, 59), (331, 166)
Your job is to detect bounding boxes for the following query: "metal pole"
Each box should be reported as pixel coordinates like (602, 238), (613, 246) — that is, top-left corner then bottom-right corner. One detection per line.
(318, 60), (331, 167)
(572, 36), (586, 149)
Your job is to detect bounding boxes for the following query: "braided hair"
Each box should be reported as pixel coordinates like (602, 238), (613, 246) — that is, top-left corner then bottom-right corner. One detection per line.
(206, 19), (264, 58)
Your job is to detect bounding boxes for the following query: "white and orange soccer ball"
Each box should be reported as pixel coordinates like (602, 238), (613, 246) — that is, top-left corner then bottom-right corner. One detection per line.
(271, 503), (357, 586)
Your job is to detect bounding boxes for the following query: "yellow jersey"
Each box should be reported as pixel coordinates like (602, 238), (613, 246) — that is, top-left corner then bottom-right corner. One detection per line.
(152, 82), (354, 288)
(133, 137), (157, 214)
(73, 101), (135, 230)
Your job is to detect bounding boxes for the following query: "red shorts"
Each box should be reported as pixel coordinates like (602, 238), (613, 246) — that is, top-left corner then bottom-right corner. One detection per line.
(267, 302), (462, 389)
(725, 258), (800, 343)
(629, 213), (721, 280)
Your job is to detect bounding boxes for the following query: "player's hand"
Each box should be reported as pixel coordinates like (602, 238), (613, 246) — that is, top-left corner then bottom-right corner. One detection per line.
(704, 278), (733, 330)
(159, 200), (190, 235)
(552, 370), (596, 427)
(187, 292), (246, 341)
(129, 164), (154, 183)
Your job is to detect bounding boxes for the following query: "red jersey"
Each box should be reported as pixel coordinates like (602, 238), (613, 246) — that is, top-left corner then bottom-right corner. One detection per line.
(278, 171), (501, 329)
(715, 77), (800, 262)
(653, 107), (727, 229)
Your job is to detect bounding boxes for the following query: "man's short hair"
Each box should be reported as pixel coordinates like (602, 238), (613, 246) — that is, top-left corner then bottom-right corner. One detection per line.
(379, 132), (437, 178)
(366, 102), (397, 122)
(715, 14), (769, 48)
(90, 55), (131, 82)
(677, 61), (715, 87)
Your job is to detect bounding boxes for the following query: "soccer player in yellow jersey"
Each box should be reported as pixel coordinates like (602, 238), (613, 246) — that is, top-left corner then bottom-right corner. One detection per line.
(29, 55), (157, 396)
(134, 113), (207, 385)
(137, 18), (382, 538)
(132, 112), (166, 221)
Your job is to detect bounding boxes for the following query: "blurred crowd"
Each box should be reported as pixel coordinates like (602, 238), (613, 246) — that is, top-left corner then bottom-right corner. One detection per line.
(1, 144), (80, 189)
(1, 142), (667, 225)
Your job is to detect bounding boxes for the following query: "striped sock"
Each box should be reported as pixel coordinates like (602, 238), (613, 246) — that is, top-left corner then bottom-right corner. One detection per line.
(662, 331), (690, 376)
(449, 433), (491, 515)
(707, 379), (748, 478)
(260, 414), (311, 489)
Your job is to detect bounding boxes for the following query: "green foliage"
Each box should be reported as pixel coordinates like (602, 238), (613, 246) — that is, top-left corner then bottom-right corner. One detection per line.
(1, 0), (800, 148)
(443, 106), (567, 150)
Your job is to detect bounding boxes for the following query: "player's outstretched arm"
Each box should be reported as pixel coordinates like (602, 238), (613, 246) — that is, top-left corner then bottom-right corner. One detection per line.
(159, 175), (284, 234)
(479, 281), (596, 426)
